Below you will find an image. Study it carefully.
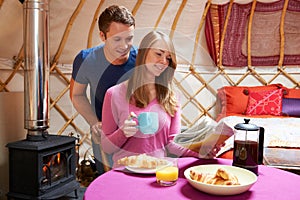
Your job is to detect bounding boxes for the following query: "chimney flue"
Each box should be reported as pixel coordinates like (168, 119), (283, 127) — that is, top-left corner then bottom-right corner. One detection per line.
(23, 0), (49, 140)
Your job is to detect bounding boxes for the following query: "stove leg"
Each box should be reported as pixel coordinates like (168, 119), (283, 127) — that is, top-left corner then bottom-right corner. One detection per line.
(74, 189), (78, 199)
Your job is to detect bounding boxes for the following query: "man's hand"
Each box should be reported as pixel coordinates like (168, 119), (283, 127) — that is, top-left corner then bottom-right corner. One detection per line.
(91, 122), (102, 144)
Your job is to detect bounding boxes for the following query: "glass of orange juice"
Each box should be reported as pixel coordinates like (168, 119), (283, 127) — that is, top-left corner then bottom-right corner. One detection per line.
(156, 158), (178, 186)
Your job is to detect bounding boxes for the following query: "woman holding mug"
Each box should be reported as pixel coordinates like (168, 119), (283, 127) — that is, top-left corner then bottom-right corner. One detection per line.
(100, 30), (219, 167)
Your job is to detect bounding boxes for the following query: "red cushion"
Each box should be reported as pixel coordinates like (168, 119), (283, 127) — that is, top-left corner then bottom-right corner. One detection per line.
(285, 88), (300, 98)
(218, 149), (233, 159)
(246, 89), (283, 116)
(216, 84), (284, 120)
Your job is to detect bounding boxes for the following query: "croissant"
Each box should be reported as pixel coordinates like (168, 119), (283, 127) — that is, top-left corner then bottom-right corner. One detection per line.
(189, 170), (215, 183)
(190, 167), (240, 186)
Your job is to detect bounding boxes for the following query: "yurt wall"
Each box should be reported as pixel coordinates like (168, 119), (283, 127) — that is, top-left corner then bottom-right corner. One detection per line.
(0, 0), (299, 189)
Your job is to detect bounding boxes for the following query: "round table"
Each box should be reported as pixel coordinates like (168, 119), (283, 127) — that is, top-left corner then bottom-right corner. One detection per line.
(84, 157), (300, 200)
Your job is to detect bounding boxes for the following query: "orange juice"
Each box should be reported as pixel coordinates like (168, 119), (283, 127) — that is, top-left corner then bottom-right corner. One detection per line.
(156, 166), (178, 186)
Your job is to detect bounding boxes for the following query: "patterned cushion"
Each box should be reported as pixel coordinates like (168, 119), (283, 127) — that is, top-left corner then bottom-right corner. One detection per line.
(216, 84), (284, 119)
(246, 89), (283, 116)
(282, 98), (300, 117)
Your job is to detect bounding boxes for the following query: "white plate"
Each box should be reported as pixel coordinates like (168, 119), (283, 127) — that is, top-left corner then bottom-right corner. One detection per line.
(125, 166), (157, 174)
(184, 164), (257, 196)
(125, 161), (172, 174)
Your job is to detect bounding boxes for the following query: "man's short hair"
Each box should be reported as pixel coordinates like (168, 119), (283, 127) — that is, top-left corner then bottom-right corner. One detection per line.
(98, 5), (135, 35)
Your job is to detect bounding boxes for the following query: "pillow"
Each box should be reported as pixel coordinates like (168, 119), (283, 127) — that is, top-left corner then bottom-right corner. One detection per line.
(284, 89), (300, 98)
(216, 84), (284, 119)
(282, 98), (300, 117)
(245, 89), (283, 116)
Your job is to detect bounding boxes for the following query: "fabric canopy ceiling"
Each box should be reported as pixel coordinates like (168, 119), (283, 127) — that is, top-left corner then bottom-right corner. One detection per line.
(0, 0), (290, 70)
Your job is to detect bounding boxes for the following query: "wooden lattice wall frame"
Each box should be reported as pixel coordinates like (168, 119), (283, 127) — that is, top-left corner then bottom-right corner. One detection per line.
(0, 0), (299, 160)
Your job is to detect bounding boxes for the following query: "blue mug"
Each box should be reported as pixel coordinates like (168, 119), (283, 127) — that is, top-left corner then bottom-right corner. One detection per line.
(137, 112), (159, 134)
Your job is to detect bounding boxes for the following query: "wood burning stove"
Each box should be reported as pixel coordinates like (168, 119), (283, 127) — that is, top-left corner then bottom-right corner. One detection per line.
(6, 135), (80, 199)
(6, 1), (80, 198)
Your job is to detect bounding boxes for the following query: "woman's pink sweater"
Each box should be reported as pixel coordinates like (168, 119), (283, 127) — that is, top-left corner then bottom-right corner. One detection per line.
(101, 82), (198, 166)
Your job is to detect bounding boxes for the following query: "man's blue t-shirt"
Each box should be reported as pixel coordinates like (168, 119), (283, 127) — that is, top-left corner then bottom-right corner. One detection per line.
(72, 44), (137, 120)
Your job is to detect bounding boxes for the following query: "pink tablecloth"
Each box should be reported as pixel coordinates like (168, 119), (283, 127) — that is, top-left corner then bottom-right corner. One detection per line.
(84, 157), (300, 200)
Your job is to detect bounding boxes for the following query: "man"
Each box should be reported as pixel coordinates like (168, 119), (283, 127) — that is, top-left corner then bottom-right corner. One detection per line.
(70, 5), (137, 175)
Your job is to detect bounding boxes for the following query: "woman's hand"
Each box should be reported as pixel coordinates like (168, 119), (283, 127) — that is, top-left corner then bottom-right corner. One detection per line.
(199, 142), (225, 159)
(122, 119), (138, 137)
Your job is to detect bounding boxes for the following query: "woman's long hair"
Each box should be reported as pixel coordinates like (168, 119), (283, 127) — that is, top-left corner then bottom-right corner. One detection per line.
(126, 31), (178, 116)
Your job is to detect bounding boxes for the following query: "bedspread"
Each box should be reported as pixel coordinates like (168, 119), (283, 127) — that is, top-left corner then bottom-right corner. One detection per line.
(219, 116), (300, 149)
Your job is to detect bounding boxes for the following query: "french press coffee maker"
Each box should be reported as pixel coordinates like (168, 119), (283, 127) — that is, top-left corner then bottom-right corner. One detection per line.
(232, 119), (264, 175)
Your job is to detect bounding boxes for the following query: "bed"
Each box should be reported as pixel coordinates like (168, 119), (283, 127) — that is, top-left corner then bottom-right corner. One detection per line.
(174, 83), (300, 169)
(214, 84), (300, 170)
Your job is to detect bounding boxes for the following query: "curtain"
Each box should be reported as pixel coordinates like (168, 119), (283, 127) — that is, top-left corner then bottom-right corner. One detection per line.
(205, 0), (300, 67)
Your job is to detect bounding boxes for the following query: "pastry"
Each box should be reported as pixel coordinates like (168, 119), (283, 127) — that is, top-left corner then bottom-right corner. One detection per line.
(190, 167), (240, 185)
(117, 154), (168, 169)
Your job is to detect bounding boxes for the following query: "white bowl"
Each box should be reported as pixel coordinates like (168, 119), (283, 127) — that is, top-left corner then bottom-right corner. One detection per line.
(184, 164), (257, 196)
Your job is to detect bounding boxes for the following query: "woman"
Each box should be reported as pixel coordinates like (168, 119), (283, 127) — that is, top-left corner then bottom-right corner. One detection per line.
(100, 31), (202, 167)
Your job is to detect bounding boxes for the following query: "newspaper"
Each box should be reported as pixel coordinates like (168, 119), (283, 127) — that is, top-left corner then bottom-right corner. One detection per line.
(174, 116), (234, 156)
